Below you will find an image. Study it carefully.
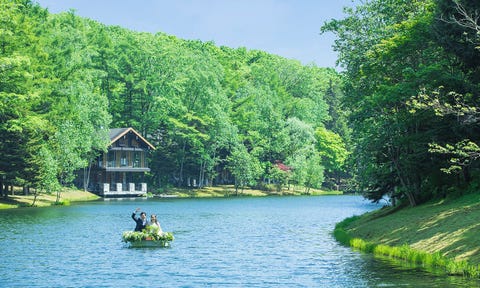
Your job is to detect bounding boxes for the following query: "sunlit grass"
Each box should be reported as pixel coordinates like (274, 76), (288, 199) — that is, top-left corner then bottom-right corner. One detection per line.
(333, 193), (480, 278)
(0, 203), (17, 209)
(346, 237), (479, 277)
(0, 188), (100, 208)
(1, 184), (341, 209)
(161, 185), (341, 198)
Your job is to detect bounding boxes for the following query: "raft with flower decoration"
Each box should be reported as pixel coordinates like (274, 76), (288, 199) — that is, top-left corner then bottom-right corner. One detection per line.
(122, 226), (174, 248)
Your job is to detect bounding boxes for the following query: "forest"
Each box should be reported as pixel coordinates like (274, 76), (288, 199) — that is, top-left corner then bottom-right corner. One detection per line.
(322, 0), (480, 206)
(0, 0), (347, 197)
(1, 0), (479, 207)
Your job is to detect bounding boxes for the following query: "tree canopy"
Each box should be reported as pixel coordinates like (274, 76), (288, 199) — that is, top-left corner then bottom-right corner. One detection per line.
(0, 0), (346, 196)
(4, 0), (477, 205)
(322, 0), (480, 206)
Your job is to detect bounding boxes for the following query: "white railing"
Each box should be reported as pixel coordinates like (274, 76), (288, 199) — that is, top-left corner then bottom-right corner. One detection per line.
(100, 182), (147, 197)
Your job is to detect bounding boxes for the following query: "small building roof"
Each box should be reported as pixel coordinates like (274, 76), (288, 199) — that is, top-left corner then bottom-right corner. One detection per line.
(274, 160), (292, 172)
(109, 127), (155, 150)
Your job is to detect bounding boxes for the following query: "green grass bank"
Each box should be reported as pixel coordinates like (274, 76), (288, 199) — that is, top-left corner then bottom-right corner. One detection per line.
(0, 188), (101, 209)
(159, 185), (342, 198)
(0, 185), (341, 209)
(334, 193), (480, 277)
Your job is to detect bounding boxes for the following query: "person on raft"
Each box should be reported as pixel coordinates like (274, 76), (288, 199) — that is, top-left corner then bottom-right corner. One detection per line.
(131, 207), (148, 232)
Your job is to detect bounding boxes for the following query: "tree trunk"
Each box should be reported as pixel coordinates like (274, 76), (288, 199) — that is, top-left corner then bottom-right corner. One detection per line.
(462, 166), (471, 183)
(234, 179), (239, 196)
(31, 189), (38, 207)
(198, 161), (204, 188)
(178, 141), (186, 186)
(391, 153), (417, 207)
(404, 190), (417, 207)
(84, 163), (93, 192)
(55, 190), (61, 204)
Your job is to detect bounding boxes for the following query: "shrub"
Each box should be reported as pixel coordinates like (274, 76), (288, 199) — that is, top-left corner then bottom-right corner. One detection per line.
(122, 227), (174, 243)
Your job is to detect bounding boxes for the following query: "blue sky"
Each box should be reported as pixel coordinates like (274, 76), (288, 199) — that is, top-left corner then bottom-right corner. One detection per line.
(34, 0), (356, 68)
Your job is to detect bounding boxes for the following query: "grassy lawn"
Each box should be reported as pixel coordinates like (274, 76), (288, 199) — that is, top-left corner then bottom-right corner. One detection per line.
(160, 185), (342, 198)
(0, 185), (341, 209)
(0, 188), (101, 208)
(340, 193), (480, 266)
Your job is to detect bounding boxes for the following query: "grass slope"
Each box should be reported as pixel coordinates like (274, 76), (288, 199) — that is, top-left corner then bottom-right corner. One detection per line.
(336, 193), (480, 276)
(0, 188), (100, 208)
(165, 185), (342, 198)
(1, 185), (341, 209)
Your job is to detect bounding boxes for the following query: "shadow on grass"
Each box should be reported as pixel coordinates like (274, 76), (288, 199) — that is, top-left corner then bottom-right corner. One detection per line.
(337, 193), (480, 276)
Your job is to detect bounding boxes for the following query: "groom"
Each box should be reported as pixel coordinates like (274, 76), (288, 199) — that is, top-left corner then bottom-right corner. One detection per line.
(131, 208), (147, 232)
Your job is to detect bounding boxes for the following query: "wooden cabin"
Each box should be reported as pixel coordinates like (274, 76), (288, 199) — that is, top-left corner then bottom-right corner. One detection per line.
(89, 128), (155, 197)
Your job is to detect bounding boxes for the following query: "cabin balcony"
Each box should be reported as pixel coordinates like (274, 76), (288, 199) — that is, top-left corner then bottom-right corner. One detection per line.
(105, 167), (151, 172)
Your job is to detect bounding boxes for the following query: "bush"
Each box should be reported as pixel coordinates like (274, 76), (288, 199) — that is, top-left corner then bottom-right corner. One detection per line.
(122, 226), (174, 243)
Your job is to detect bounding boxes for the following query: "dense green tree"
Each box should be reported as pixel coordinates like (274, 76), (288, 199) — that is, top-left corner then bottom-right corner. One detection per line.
(314, 127), (348, 190)
(323, 0), (480, 205)
(0, 0), (47, 193)
(40, 11), (111, 200)
(323, 0), (440, 205)
(1, 0), (348, 196)
(1, 2), (110, 201)
(427, 0), (480, 183)
(226, 144), (262, 194)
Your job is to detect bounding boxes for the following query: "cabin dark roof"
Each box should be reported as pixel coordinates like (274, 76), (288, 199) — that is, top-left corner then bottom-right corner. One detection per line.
(109, 128), (130, 141)
(109, 127), (155, 150)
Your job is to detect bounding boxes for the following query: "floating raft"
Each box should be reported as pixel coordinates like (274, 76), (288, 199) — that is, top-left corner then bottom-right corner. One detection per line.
(127, 239), (171, 248)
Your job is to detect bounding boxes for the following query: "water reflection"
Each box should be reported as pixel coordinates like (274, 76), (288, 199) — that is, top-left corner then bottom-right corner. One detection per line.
(0, 196), (478, 287)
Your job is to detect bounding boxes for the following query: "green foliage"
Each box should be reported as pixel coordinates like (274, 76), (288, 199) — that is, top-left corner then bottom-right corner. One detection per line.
(122, 229), (174, 243)
(315, 127), (348, 173)
(226, 145), (262, 193)
(429, 140), (480, 174)
(5, 0), (479, 203)
(53, 199), (71, 206)
(1, 0), (349, 194)
(433, 0), (480, 69)
(268, 166), (289, 192)
(409, 87), (480, 177)
(322, 0), (480, 204)
(0, 1), (111, 198)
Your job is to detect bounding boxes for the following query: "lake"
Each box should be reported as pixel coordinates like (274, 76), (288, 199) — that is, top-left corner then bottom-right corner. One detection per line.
(0, 195), (478, 287)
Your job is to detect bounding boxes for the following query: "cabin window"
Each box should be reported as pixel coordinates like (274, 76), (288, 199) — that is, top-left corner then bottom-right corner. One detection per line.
(107, 151), (115, 167)
(133, 151), (141, 167)
(120, 151), (128, 167)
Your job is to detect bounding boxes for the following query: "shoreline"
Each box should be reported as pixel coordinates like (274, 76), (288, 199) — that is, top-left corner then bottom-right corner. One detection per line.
(0, 189), (102, 209)
(0, 185), (343, 209)
(333, 192), (480, 278)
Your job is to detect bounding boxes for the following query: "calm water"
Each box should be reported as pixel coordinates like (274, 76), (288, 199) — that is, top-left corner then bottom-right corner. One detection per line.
(0, 195), (478, 287)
